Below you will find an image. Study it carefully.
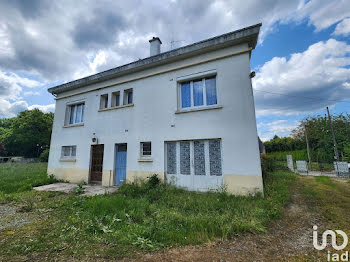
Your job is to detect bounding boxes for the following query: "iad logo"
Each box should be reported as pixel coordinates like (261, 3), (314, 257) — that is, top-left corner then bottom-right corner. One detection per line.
(313, 225), (349, 262)
(313, 225), (348, 250)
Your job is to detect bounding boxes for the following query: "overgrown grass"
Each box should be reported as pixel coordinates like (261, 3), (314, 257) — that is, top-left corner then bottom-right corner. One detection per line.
(275, 160), (334, 171)
(0, 163), (56, 195)
(300, 176), (350, 229)
(0, 164), (297, 259)
(267, 150), (308, 161)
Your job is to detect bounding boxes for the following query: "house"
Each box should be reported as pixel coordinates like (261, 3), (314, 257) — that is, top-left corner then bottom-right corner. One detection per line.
(47, 23), (263, 195)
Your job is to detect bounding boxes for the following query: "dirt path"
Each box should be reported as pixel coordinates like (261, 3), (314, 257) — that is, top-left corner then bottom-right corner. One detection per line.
(126, 178), (326, 262)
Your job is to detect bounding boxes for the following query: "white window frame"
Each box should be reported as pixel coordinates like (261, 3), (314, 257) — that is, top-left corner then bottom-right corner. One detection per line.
(66, 102), (85, 126)
(177, 70), (217, 111)
(123, 88), (133, 105)
(166, 139), (222, 177)
(61, 146), (77, 159)
(111, 91), (120, 107)
(140, 142), (152, 158)
(100, 94), (109, 109)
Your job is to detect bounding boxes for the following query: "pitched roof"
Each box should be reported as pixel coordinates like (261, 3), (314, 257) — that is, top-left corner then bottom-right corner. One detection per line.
(48, 23), (261, 95)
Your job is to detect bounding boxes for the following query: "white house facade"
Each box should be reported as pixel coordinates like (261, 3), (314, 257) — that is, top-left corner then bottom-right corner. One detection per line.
(47, 24), (263, 195)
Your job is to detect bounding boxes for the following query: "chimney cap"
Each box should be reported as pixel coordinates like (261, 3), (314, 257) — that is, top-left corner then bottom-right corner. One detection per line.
(149, 37), (162, 44)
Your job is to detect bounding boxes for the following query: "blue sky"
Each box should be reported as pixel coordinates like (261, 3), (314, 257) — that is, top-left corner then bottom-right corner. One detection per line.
(0, 0), (349, 141)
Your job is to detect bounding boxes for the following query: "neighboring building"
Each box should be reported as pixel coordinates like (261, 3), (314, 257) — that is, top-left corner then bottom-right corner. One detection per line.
(47, 24), (263, 195)
(258, 137), (266, 154)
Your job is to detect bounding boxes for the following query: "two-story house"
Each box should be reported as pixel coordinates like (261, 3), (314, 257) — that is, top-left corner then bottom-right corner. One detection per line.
(47, 23), (263, 195)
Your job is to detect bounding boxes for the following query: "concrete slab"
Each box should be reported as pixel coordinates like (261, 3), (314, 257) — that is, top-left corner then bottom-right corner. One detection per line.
(33, 183), (118, 196)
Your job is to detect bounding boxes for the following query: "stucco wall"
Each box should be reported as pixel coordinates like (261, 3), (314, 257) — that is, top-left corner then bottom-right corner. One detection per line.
(48, 43), (263, 195)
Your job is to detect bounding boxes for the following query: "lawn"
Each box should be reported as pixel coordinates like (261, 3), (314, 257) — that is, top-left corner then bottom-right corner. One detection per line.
(1, 163), (297, 260)
(0, 163), (56, 195)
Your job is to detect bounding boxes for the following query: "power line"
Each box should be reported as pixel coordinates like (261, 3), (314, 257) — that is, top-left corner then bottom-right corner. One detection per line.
(253, 88), (350, 104)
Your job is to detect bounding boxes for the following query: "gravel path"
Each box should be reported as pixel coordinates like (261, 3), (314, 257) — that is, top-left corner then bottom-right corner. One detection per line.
(0, 204), (36, 230)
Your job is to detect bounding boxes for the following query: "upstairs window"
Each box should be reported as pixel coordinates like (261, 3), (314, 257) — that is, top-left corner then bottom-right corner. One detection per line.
(61, 146), (76, 158)
(100, 94), (108, 109)
(68, 103), (84, 125)
(140, 142), (151, 157)
(180, 76), (217, 109)
(112, 91), (120, 107)
(123, 88), (133, 105)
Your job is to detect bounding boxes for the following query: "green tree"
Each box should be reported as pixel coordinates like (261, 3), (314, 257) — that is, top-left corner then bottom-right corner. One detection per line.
(0, 142), (6, 156)
(1, 109), (54, 157)
(265, 113), (350, 163)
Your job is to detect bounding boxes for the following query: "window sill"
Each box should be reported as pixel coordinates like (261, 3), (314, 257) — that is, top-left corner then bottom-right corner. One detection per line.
(98, 104), (134, 112)
(138, 157), (153, 162)
(63, 123), (84, 128)
(175, 105), (222, 114)
(59, 158), (76, 162)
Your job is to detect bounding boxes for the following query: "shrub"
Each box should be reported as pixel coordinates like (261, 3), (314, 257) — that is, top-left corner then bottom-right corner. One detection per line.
(74, 183), (85, 195)
(261, 154), (276, 185)
(147, 174), (160, 189)
(39, 148), (50, 162)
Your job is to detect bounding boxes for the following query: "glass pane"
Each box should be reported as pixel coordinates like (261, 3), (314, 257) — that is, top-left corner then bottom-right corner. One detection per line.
(128, 91), (133, 104)
(71, 146), (76, 157)
(180, 141), (190, 175)
(181, 82), (191, 108)
(209, 139), (222, 176)
(115, 94), (120, 106)
(75, 104), (82, 123)
(69, 105), (76, 124)
(63, 147), (70, 157)
(81, 104), (84, 122)
(205, 77), (217, 105)
(194, 141), (205, 175)
(193, 80), (204, 106)
(118, 144), (127, 152)
(142, 142), (151, 156)
(166, 142), (176, 174)
(104, 96), (108, 108)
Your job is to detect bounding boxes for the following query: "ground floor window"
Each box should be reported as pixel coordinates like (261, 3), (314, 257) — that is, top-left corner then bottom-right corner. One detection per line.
(61, 146), (76, 158)
(166, 139), (222, 176)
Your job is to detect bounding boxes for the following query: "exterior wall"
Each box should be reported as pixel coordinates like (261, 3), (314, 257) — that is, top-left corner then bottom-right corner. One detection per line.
(48, 43), (263, 195)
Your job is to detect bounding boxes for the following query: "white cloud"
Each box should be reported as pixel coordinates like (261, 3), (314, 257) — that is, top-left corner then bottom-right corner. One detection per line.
(23, 91), (40, 96)
(253, 39), (350, 115)
(0, 0), (349, 119)
(0, 99), (55, 117)
(333, 18), (350, 36)
(0, 99), (28, 117)
(0, 0), (349, 84)
(28, 103), (55, 113)
(295, 0), (350, 32)
(257, 120), (299, 141)
(0, 70), (42, 100)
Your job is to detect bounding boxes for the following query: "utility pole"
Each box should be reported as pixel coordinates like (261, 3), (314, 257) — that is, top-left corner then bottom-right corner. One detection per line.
(304, 124), (312, 170)
(326, 107), (339, 161)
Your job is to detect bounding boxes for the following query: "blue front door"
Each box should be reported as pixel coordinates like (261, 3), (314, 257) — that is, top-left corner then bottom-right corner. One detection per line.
(115, 144), (127, 186)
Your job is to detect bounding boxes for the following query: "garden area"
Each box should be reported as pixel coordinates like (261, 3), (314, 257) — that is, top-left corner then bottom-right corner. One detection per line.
(0, 162), (349, 261)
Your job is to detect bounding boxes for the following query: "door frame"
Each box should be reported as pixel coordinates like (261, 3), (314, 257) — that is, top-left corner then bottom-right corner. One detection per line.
(89, 144), (104, 184)
(114, 143), (127, 186)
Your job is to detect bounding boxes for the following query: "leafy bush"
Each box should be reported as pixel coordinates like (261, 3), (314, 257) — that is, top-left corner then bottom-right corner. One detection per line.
(39, 148), (50, 162)
(73, 183), (85, 195)
(261, 154), (276, 175)
(0, 142), (7, 156)
(266, 150), (308, 161)
(147, 174), (160, 189)
(261, 154), (276, 186)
